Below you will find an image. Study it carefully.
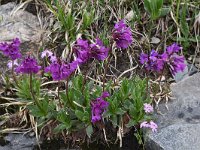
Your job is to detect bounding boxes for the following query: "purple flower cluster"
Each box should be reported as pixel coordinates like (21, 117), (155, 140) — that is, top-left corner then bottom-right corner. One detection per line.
(140, 120), (158, 132)
(16, 56), (41, 74)
(112, 20), (133, 49)
(41, 49), (53, 58)
(91, 91), (110, 123)
(161, 43), (186, 75)
(0, 38), (21, 60)
(90, 38), (110, 61)
(73, 38), (109, 63)
(140, 43), (186, 75)
(45, 59), (79, 80)
(143, 103), (153, 113)
(140, 50), (164, 72)
(41, 49), (57, 63)
(73, 39), (90, 64)
(7, 60), (19, 70)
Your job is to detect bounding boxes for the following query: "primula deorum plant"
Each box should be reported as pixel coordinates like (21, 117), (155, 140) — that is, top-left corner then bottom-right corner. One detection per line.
(140, 43), (186, 75)
(1, 19), (188, 147)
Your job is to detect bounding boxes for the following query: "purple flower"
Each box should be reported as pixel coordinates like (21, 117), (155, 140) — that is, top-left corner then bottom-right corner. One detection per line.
(149, 50), (158, 61)
(166, 43), (181, 55)
(140, 43), (186, 75)
(140, 121), (149, 128)
(0, 38), (21, 60)
(140, 50), (164, 72)
(41, 49), (53, 58)
(60, 60), (79, 79)
(112, 20), (133, 49)
(91, 92), (110, 123)
(168, 54), (186, 75)
(140, 53), (148, 64)
(90, 38), (110, 61)
(160, 52), (168, 61)
(45, 60), (79, 81)
(45, 61), (62, 80)
(144, 103), (153, 113)
(140, 120), (158, 132)
(101, 91), (110, 98)
(161, 43), (186, 75)
(60, 63), (71, 80)
(49, 55), (57, 63)
(69, 59), (79, 72)
(73, 39), (90, 64)
(149, 121), (158, 132)
(15, 56), (41, 74)
(7, 60), (19, 70)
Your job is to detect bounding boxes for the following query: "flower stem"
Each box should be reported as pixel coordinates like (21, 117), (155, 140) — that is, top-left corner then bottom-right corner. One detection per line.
(136, 129), (145, 150)
(82, 62), (89, 94)
(146, 71), (149, 98)
(11, 60), (19, 87)
(65, 79), (70, 107)
(176, 0), (181, 22)
(57, 81), (62, 108)
(29, 73), (45, 115)
(103, 56), (110, 92)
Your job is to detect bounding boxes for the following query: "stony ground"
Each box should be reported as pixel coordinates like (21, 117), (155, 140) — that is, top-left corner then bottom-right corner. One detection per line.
(146, 73), (200, 150)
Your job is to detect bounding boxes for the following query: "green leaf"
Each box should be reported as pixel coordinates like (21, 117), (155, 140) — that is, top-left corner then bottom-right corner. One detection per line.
(160, 7), (170, 17)
(126, 119), (136, 128)
(134, 132), (143, 145)
(111, 115), (118, 127)
(116, 108), (125, 115)
(144, 0), (151, 15)
(144, 0), (164, 20)
(180, 4), (189, 38)
(54, 124), (68, 133)
(82, 9), (94, 30)
(75, 110), (85, 120)
(17, 76), (41, 101)
(57, 111), (72, 129)
(72, 75), (83, 91)
(86, 125), (93, 138)
(121, 79), (129, 99)
(28, 105), (45, 117)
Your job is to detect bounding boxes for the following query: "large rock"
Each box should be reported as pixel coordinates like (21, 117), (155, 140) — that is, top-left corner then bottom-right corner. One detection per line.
(0, 2), (41, 74)
(0, 2), (42, 42)
(145, 73), (200, 150)
(0, 133), (37, 150)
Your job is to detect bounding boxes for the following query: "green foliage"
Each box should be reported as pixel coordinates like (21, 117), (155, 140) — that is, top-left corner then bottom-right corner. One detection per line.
(131, 1), (142, 22)
(144, 0), (169, 20)
(54, 110), (72, 133)
(180, 3), (189, 38)
(22, 74), (152, 138)
(54, 75), (94, 134)
(106, 77), (150, 127)
(86, 125), (93, 138)
(44, 0), (95, 42)
(17, 76), (41, 101)
(82, 9), (95, 30)
(45, 0), (76, 40)
(177, 2), (191, 50)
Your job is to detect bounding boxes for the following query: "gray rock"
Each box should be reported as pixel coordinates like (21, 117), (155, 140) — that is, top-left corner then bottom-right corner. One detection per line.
(145, 124), (200, 150)
(145, 73), (200, 150)
(173, 62), (198, 82)
(0, 2), (42, 42)
(173, 61), (189, 82)
(0, 133), (37, 150)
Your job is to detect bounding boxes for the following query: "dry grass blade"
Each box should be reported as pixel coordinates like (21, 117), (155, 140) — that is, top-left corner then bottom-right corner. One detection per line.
(0, 101), (29, 107)
(10, 0), (33, 16)
(117, 65), (138, 79)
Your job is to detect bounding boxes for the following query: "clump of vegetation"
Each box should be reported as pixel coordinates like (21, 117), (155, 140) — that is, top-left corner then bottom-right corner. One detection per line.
(0, 0), (199, 149)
